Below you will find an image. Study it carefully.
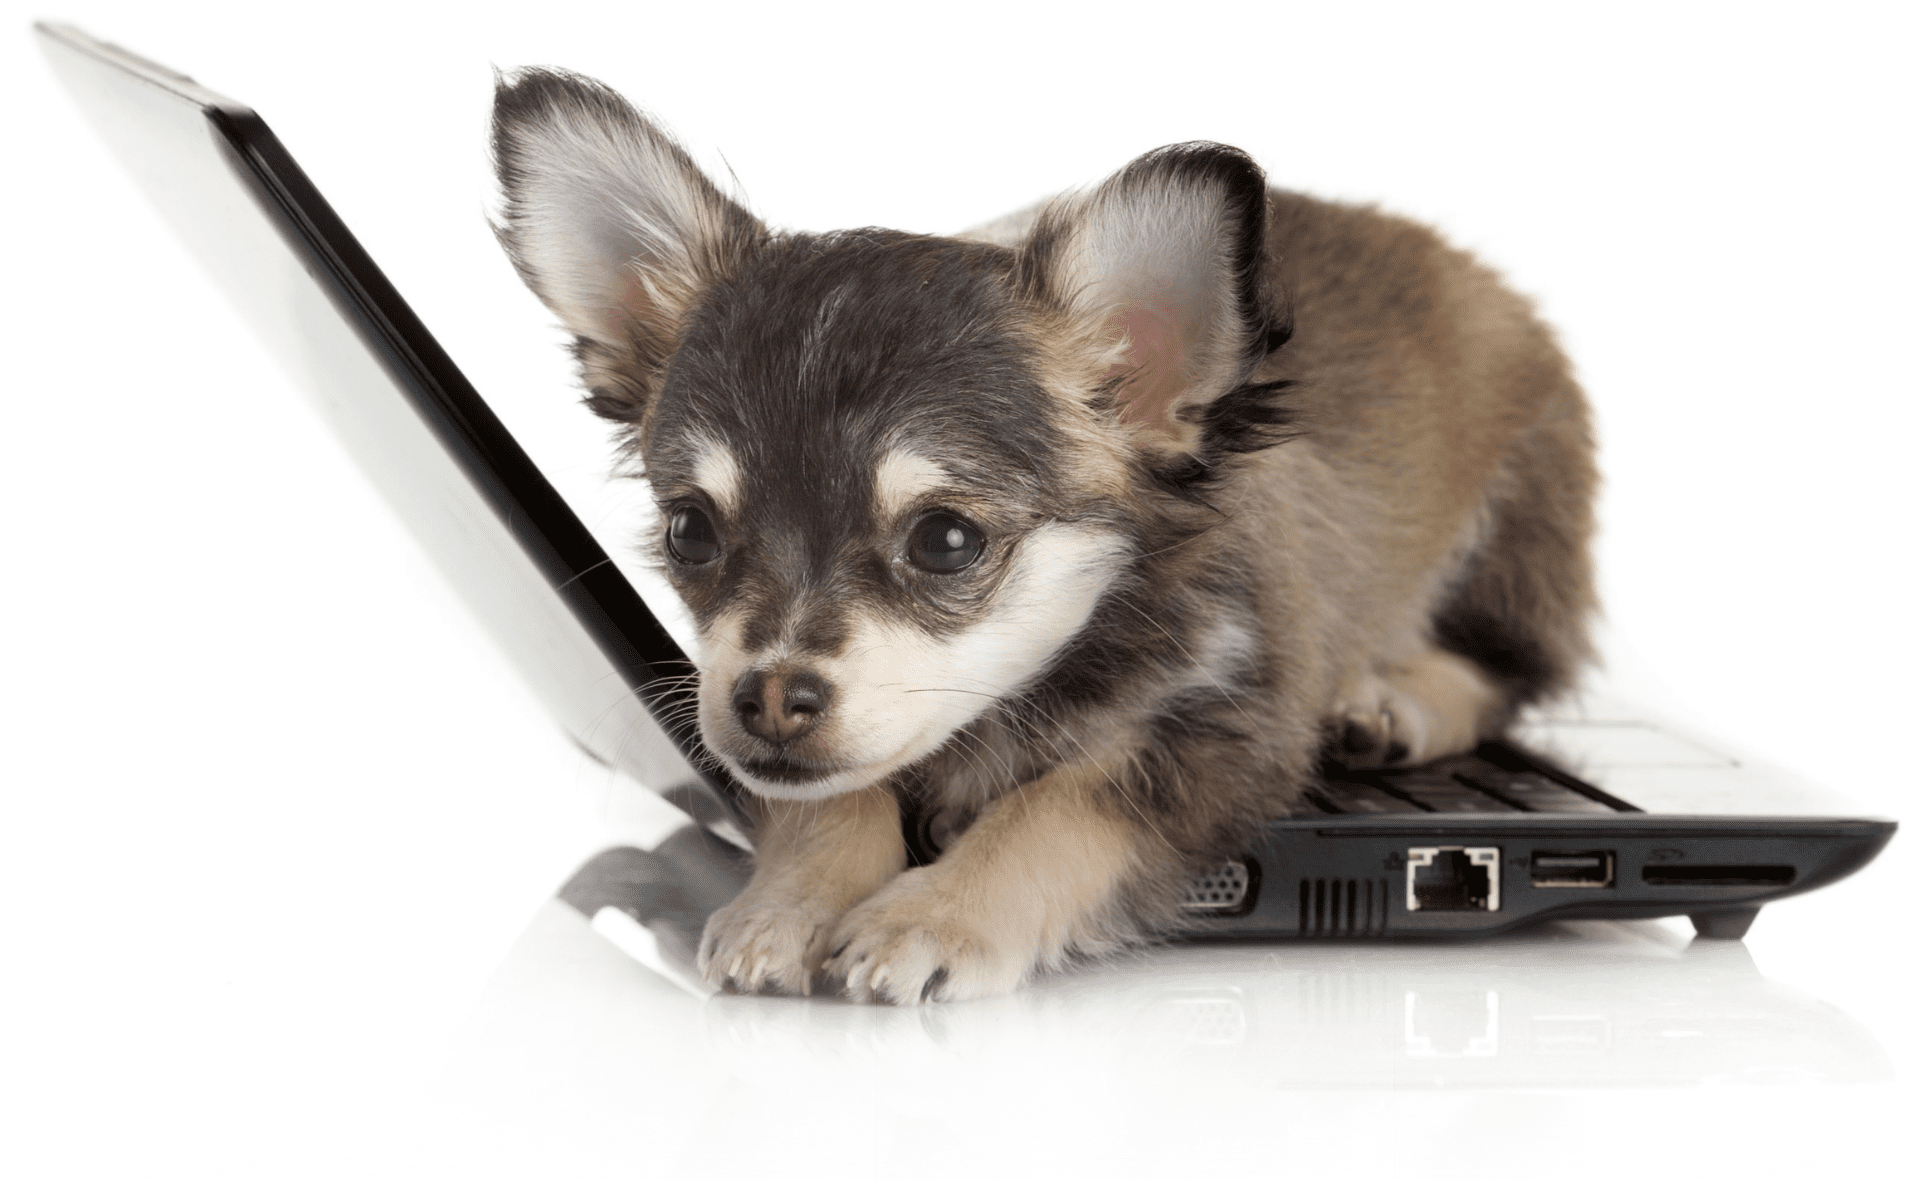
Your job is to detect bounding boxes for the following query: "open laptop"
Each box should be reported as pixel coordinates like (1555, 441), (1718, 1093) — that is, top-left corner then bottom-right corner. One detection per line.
(39, 24), (1894, 968)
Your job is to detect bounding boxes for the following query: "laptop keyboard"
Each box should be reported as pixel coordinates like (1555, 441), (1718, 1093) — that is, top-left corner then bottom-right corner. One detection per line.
(1299, 741), (1632, 816)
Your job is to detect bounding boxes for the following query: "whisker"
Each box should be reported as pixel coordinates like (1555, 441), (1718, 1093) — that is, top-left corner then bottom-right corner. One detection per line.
(1108, 596), (1254, 724)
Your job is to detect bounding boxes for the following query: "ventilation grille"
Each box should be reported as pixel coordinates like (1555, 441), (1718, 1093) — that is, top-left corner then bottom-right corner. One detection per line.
(1182, 859), (1257, 916)
(1299, 878), (1388, 936)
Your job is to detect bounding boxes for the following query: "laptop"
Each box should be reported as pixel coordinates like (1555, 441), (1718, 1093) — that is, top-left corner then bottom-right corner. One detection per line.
(39, 24), (1894, 969)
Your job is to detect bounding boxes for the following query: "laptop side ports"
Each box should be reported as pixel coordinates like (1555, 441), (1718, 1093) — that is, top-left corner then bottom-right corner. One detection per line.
(1530, 850), (1616, 888)
(1642, 864), (1796, 886)
(1181, 859), (1259, 917)
(1406, 847), (1500, 912)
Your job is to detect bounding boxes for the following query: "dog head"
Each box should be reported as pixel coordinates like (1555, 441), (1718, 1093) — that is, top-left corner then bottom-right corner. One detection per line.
(492, 69), (1290, 799)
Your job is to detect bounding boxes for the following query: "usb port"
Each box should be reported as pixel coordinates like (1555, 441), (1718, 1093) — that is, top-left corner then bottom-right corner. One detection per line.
(1530, 850), (1615, 888)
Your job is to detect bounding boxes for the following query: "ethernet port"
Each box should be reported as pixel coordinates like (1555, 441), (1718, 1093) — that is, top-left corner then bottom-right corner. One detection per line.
(1407, 847), (1501, 912)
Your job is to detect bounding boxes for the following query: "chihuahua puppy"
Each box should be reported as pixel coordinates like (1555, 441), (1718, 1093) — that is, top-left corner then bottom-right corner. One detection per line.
(491, 70), (1597, 1003)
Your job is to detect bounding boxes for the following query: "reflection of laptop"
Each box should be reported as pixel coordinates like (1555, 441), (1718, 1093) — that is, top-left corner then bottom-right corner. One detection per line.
(42, 24), (1894, 952)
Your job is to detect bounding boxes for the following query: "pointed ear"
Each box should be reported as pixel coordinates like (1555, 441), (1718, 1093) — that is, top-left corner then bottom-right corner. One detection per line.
(490, 68), (763, 423)
(1020, 144), (1289, 457)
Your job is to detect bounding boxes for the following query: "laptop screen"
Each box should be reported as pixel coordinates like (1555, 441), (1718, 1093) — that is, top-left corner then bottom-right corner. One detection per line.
(37, 23), (747, 827)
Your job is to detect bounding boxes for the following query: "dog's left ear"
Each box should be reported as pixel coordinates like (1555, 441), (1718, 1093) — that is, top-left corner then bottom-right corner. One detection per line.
(1021, 144), (1289, 458)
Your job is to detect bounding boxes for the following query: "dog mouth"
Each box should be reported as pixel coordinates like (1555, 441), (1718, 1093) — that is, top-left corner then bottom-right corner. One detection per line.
(732, 753), (844, 785)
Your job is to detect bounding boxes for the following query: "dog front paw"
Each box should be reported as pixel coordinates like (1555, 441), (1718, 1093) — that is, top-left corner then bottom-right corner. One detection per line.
(820, 868), (1030, 1005)
(697, 892), (840, 996)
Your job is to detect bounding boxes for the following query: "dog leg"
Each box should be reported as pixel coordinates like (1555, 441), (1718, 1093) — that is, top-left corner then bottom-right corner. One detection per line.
(697, 786), (905, 995)
(822, 765), (1144, 1004)
(1334, 646), (1503, 767)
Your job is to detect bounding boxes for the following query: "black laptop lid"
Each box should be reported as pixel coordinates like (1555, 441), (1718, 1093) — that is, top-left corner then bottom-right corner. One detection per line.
(37, 24), (747, 827)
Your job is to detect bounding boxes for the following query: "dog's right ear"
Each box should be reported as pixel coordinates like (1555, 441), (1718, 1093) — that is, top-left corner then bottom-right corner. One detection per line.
(491, 69), (763, 424)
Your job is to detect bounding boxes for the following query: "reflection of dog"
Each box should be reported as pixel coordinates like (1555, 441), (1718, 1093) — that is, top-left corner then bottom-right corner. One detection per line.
(491, 69), (1598, 1003)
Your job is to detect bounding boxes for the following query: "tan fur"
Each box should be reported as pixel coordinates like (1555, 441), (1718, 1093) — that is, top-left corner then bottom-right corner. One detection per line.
(696, 787), (905, 994)
(1022, 309), (1156, 503)
(871, 448), (950, 520)
(492, 75), (1599, 1004)
(696, 178), (1602, 982)
(693, 191), (1596, 996)
(1336, 646), (1504, 766)
(823, 760), (1152, 1003)
(1215, 191), (1598, 766)
(688, 435), (744, 518)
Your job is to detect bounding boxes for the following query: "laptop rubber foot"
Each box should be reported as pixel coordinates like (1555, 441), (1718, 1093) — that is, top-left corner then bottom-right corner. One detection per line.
(1689, 906), (1761, 940)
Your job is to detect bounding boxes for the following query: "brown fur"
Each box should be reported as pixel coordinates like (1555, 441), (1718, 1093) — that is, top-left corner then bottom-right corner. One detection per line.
(490, 70), (1598, 1004)
(1247, 189), (1599, 751)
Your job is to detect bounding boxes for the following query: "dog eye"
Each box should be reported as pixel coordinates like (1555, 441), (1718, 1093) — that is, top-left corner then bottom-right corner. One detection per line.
(666, 505), (721, 565)
(908, 512), (984, 573)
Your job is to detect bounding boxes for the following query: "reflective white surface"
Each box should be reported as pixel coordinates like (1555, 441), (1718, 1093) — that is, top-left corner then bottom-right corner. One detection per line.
(428, 880), (1909, 1177)
(5, 2), (1908, 1177)
(421, 726), (1911, 1177)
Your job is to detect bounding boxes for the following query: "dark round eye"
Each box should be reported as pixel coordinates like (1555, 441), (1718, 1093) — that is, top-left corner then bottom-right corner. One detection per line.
(908, 512), (984, 573)
(666, 504), (721, 565)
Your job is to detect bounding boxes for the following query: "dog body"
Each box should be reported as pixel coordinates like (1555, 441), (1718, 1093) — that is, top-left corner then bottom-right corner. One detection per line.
(491, 71), (1598, 1002)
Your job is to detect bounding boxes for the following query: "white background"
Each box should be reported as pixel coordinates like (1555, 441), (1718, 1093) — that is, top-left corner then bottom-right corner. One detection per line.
(2, 1), (1908, 1176)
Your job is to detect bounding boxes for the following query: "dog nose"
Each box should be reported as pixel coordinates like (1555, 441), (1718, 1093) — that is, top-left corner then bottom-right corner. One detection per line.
(731, 667), (833, 745)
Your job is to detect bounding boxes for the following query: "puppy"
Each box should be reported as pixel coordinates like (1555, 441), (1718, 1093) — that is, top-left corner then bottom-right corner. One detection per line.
(490, 69), (1598, 1003)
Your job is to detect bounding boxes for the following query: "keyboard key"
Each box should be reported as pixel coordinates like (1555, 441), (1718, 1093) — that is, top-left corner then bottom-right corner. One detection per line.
(1381, 773), (1522, 812)
(1460, 770), (1616, 813)
(1312, 780), (1427, 814)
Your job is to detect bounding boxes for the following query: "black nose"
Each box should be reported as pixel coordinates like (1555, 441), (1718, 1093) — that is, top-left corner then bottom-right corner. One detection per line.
(731, 667), (834, 746)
